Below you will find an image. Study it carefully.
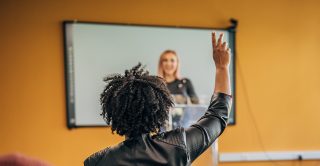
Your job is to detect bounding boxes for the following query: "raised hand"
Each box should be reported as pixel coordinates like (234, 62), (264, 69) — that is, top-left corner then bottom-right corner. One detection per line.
(212, 32), (231, 70)
(211, 32), (231, 95)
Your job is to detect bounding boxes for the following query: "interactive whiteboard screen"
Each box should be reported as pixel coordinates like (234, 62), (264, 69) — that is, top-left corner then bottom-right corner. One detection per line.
(63, 21), (236, 128)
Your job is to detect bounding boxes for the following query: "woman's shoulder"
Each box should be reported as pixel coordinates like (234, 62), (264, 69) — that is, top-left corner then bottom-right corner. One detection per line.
(84, 147), (111, 166)
(179, 78), (192, 84)
(152, 128), (187, 148)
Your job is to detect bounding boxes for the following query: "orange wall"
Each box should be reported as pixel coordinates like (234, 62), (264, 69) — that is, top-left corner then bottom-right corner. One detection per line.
(1, 0), (320, 166)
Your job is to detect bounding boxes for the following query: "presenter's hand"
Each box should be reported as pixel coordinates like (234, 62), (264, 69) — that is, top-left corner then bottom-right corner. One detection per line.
(212, 32), (231, 70)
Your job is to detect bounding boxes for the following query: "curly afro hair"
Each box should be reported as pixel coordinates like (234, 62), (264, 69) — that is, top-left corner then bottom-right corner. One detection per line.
(100, 63), (174, 137)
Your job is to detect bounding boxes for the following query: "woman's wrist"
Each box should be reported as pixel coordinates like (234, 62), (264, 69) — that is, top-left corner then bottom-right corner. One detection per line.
(216, 66), (229, 72)
(214, 66), (231, 95)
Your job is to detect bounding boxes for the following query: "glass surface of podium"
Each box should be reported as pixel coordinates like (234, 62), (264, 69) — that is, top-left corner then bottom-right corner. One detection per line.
(165, 104), (219, 166)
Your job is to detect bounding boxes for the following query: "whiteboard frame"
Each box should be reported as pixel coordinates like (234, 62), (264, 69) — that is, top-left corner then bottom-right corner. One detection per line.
(62, 20), (237, 129)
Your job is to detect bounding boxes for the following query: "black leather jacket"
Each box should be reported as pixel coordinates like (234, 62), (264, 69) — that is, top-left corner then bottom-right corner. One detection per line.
(84, 93), (232, 166)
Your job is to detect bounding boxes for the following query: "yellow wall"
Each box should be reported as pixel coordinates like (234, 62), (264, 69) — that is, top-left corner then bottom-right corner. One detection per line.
(1, 0), (320, 165)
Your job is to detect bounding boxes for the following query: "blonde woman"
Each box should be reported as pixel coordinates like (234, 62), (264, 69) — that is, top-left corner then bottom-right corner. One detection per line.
(158, 50), (199, 104)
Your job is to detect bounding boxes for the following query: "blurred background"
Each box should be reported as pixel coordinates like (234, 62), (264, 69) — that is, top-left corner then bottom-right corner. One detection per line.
(1, 0), (320, 165)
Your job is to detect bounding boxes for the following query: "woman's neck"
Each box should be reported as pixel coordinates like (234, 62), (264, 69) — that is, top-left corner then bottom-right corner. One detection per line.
(164, 75), (176, 83)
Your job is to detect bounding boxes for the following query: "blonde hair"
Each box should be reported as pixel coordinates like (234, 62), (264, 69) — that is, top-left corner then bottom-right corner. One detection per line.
(157, 50), (181, 79)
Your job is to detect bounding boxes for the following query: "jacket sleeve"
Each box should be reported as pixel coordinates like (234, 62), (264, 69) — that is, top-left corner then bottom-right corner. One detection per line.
(185, 92), (232, 162)
(185, 78), (199, 104)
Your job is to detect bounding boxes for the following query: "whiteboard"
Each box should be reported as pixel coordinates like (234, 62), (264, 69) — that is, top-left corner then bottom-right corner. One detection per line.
(63, 21), (236, 128)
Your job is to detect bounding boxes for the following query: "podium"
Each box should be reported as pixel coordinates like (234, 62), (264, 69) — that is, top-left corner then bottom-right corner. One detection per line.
(165, 105), (219, 166)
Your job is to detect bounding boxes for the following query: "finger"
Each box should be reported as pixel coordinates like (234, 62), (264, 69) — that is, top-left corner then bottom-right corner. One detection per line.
(217, 33), (224, 46)
(212, 32), (216, 48)
(222, 42), (227, 50)
(227, 48), (231, 53)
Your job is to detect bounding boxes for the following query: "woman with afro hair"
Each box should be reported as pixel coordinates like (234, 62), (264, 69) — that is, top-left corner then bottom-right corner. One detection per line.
(84, 32), (232, 166)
